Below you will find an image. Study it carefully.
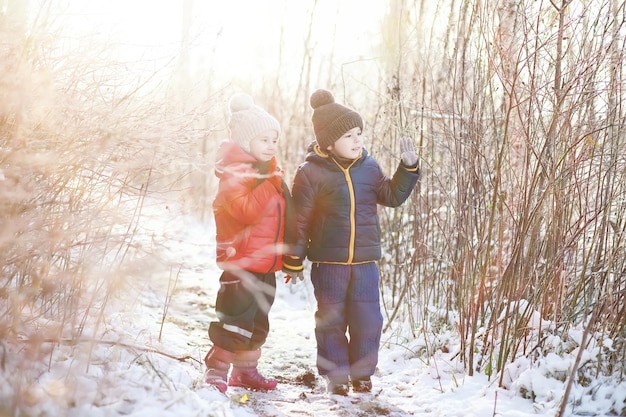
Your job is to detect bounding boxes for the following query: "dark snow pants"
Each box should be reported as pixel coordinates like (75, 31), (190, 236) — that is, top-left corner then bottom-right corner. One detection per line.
(310, 262), (383, 381)
(208, 269), (276, 352)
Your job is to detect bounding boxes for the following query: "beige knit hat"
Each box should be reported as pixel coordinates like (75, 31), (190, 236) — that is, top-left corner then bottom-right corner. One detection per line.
(310, 89), (363, 150)
(228, 93), (280, 151)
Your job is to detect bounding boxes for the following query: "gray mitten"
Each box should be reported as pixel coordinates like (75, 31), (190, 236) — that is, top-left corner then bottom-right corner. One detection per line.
(400, 136), (418, 166)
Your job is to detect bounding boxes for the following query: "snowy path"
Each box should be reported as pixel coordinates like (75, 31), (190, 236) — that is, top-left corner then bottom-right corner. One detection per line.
(131, 204), (551, 417)
(2, 201), (618, 416)
(166, 268), (421, 417)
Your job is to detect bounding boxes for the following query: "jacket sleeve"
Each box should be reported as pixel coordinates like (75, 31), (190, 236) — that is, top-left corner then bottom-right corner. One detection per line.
(217, 173), (279, 225)
(376, 161), (420, 207)
(281, 179), (303, 272)
(289, 166), (316, 260)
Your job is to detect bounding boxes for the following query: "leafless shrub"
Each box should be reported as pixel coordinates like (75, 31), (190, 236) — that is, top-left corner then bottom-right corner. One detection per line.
(369, 0), (625, 403)
(0, 5), (221, 405)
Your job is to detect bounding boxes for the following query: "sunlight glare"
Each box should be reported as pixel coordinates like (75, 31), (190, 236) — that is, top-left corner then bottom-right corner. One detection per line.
(33, 0), (389, 89)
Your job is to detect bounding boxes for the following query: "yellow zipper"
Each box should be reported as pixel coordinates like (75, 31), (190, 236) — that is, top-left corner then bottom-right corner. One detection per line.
(332, 158), (358, 264)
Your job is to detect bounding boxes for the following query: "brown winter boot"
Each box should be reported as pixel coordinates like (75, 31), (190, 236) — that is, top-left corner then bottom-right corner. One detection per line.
(204, 346), (235, 393)
(228, 349), (277, 391)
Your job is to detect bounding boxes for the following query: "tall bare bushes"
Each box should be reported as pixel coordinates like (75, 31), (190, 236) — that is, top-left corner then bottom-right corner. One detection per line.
(0, 6), (219, 389)
(371, 0), (625, 394)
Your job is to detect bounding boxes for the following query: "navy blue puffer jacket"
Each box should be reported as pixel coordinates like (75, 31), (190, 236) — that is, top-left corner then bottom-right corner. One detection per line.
(290, 142), (419, 264)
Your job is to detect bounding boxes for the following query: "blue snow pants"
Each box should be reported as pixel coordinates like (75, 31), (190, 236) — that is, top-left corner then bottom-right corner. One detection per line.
(310, 262), (384, 381)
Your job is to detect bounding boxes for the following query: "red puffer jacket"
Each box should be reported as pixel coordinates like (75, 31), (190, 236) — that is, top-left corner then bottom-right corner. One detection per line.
(212, 140), (286, 273)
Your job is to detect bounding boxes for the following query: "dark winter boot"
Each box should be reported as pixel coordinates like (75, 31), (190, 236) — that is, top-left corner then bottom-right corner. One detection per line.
(326, 376), (350, 396)
(204, 346), (235, 393)
(352, 376), (372, 393)
(228, 349), (277, 391)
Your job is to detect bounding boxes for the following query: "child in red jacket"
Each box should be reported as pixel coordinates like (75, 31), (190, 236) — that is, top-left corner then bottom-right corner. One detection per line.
(204, 93), (289, 393)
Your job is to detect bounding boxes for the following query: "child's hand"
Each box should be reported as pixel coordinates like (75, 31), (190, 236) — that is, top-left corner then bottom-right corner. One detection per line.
(282, 255), (303, 283)
(283, 271), (304, 284)
(400, 136), (418, 166)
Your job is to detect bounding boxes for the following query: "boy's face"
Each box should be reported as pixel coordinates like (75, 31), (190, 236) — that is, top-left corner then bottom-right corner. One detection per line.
(249, 129), (279, 161)
(327, 126), (363, 160)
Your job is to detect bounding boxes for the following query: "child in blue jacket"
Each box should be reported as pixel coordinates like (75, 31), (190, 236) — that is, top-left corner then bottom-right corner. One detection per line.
(283, 89), (420, 395)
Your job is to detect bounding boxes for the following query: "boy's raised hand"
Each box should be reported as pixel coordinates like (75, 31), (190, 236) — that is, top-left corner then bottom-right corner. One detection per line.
(400, 136), (418, 166)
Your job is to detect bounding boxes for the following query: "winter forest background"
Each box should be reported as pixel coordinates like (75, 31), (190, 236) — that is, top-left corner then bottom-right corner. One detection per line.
(1, 0), (625, 416)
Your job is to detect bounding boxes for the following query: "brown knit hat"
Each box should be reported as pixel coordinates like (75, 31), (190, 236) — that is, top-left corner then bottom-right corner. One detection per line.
(310, 89), (363, 150)
(228, 93), (280, 151)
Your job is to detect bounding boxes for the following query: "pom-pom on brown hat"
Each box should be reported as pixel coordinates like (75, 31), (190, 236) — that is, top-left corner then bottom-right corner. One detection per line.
(310, 89), (363, 150)
(228, 93), (281, 151)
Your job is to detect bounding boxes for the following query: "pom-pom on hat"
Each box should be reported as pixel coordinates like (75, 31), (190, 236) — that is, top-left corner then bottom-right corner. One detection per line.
(310, 89), (363, 150)
(228, 93), (281, 151)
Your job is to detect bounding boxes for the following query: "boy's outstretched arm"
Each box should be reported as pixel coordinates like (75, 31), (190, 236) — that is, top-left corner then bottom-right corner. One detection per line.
(376, 136), (420, 207)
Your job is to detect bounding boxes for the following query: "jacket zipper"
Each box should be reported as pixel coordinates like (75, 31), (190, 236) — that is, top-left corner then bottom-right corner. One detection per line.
(333, 159), (357, 264)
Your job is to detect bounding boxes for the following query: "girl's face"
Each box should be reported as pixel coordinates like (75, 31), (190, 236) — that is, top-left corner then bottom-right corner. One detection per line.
(248, 129), (279, 161)
(327, 126), (363, 160)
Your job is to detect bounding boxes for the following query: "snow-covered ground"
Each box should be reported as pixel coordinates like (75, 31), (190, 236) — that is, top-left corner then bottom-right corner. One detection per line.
(2, 196), (624, 417)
